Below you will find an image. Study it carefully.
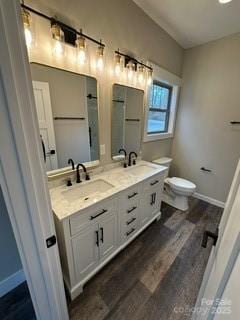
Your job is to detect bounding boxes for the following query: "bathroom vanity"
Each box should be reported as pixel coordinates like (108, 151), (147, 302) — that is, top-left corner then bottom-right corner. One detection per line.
(51, 161), (167, 299)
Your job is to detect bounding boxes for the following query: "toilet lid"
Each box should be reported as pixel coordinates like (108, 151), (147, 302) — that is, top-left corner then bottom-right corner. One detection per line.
(167, 177), (196, 192)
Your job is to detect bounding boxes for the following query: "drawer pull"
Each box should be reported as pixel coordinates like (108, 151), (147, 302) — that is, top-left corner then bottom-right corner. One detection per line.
(90, 209), (108, 220)
(150, 192), (156, 205)
(126, 228), (135, 236)
(127, 206), (137, 214)
(126, 217), (136, 225)
(95, 230), (99, 247)
(150, 180), (159, 186)
(128, 192), (138, 199)
(100, 227), (104, 243)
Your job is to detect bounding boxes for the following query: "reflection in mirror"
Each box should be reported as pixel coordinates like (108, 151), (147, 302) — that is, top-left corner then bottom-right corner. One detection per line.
(30, 63), (99, 173)
(111, 84), (144, 159)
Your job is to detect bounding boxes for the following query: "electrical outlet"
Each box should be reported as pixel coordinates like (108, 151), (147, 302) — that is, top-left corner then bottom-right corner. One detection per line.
(100, 144), (106, 155)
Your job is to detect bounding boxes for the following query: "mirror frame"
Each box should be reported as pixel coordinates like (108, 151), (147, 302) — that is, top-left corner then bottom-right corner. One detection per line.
(30, 62), (101, 178)
(111, 83), (145, 160)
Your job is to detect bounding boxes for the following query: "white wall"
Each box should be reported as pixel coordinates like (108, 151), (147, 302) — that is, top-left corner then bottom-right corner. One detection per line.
(171, 33), (240, 202)
(26, 0), (184, 164)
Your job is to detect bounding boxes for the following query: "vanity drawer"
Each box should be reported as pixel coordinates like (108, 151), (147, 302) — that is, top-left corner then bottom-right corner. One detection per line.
(123, 185), (141, 202)
(143, 173), (164, 191)
(69, 199), (115, 236)
(124, 202), (139, 218)
(123, 219), (139, 240)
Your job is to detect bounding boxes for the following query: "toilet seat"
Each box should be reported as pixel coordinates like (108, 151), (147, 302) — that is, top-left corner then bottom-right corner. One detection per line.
(166, 177), (196, 193)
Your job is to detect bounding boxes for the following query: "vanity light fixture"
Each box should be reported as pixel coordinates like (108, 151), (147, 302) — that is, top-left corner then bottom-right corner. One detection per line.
(115, 52), (122, 75)
(97, 43), (104, 70)
(21, 8), (33, 48)
(20, 3), (106, 63)
(76, 32), (86, 64)
(114, 50), (153, 85)
(51, 22), (65, 57)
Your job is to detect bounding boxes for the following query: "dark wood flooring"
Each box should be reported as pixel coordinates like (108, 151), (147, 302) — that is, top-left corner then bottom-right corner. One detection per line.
(0, 282), (35, 320)
(0, 199), (222, 320)
(68, 198), (223, 320)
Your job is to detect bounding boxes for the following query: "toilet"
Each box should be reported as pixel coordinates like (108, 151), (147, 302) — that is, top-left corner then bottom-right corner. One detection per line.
(153, 157), (196, 211)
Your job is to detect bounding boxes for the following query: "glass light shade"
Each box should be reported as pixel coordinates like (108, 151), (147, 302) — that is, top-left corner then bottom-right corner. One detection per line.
(22, 9), (33, 49)
(138, 65), (145, 84)
(127, 61), (135, 80)
(76, 35), (86, 64)
(147, 69), (153, 85)
(53, 40), (64, 57)
(115, 53), (121, 75)
(97, 45), (104, 70)
(51, 23), (65, 57)
(24, 27), (33, 48)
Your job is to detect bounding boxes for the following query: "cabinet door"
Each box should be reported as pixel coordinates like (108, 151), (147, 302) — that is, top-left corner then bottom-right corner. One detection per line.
(72, 222), (99, 282)
(140, 185), (162, 225)
(99, 211), (118, 261)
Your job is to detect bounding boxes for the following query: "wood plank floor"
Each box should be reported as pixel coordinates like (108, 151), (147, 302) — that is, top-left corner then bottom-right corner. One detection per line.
(68, 198), (223, 320)
(0, 282), (35, 320)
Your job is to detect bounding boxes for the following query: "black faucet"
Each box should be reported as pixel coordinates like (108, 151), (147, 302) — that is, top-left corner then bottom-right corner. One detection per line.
(118, 148), (127, 168)
(76, 163), (90, 183)
(68, 158), (75, 170)
(128, 151), (137, 167)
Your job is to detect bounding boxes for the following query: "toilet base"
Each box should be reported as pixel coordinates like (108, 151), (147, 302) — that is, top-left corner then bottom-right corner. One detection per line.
(162, 190), (189, 211)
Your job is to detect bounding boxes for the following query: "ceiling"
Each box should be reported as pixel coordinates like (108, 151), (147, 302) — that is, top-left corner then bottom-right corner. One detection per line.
(133, 0), (240, 48)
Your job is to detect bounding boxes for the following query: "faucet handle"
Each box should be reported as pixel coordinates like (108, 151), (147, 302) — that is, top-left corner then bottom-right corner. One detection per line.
(86, 173), (90, 180)
(133, 159), (136, 165)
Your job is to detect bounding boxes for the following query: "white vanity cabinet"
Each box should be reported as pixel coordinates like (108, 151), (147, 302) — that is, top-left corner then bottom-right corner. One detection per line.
(53, 162), (166, 300)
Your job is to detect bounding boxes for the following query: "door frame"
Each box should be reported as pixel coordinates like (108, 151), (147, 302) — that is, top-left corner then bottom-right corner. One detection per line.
(0, 1), (69, 319)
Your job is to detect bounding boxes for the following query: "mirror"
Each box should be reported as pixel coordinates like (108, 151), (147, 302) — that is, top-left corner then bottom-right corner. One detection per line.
(30, 63), (100, 174)
(111, 84), (144, 159)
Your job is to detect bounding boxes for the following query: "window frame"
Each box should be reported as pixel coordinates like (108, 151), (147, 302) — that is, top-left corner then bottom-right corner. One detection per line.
(143, 63), (182, 142)
(147, 80), (173, 134)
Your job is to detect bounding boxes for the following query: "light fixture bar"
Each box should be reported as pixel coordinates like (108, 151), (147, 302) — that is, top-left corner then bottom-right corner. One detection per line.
(115, 50), (152, 71)
(21, 4), (105, 48)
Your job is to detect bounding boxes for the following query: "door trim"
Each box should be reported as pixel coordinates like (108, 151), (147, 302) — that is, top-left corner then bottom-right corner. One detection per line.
(0, 1), (68, 319)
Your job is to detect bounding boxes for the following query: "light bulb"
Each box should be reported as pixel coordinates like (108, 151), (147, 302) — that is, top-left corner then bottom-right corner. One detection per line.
(127, 61), (135, 80)
(76, 34), (86, 65)
(51, 23), (65, 57)
(24, 27), (32, 48)
(115, 53), (121, 76)
(53, 40), (64, 57)
(22, 9), (33, 49)
(97, 45), (104, 70)
(78, 48), (86, 64)
(138, 65), (145, 84)
(147, 68), (153, 85)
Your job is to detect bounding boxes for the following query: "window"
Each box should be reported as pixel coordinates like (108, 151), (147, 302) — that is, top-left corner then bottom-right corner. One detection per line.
(147, 81), (172, 134)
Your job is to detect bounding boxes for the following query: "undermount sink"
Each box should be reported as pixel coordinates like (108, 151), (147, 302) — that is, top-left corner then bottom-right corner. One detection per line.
(62, 179), (114, 202)
(127, 165), (157, 176)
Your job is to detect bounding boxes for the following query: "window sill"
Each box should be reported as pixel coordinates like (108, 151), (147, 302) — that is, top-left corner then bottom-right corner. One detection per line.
(143, 132), (174, 142)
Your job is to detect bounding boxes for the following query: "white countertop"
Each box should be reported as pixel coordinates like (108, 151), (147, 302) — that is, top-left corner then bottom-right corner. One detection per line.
(50, 161), (167, 221)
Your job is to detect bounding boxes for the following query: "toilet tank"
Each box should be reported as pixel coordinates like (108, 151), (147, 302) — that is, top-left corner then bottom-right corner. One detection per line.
(152, 157), (173, 177)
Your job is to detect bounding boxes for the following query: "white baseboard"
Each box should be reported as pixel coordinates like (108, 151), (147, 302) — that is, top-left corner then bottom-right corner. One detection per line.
(193, 192), (225, 209)
(0, 269), (25, 298)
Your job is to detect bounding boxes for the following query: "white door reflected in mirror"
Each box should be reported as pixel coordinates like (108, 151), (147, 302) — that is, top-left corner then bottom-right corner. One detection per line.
(31, 63), (100, 174)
